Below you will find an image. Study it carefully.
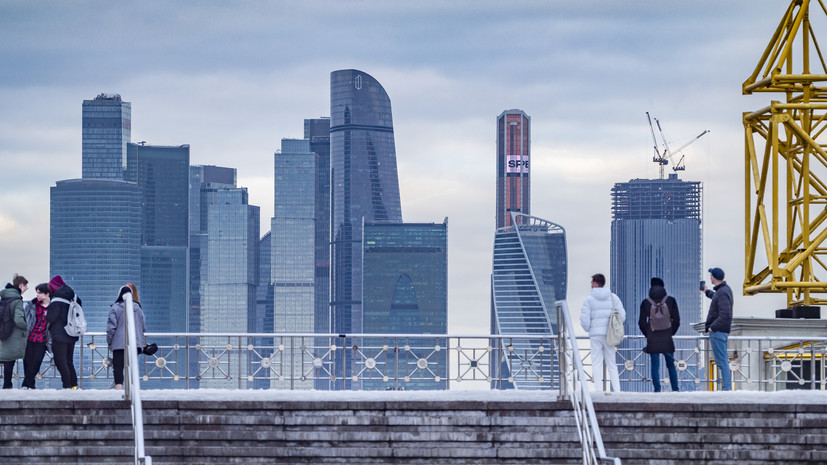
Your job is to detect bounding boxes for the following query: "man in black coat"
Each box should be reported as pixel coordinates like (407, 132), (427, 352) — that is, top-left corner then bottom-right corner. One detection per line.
(639, 277), (681, 392)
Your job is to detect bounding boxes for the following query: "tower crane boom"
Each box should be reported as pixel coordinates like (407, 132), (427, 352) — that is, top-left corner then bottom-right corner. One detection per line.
(645, 112), (709, 178)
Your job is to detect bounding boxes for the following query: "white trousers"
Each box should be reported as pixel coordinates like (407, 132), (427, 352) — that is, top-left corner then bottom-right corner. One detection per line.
(590, 336), (621, 392)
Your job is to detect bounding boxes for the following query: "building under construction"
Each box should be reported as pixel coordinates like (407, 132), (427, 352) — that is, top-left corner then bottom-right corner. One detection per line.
(610, 173), (703, 392)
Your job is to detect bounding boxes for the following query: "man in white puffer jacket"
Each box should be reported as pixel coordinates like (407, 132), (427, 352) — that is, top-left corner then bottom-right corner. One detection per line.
(580, 273), (626, 392)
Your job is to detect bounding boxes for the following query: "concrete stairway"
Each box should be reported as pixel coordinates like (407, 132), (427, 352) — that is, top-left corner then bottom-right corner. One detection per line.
(595, 399), (827, 465)
(0, 394), (825, 464)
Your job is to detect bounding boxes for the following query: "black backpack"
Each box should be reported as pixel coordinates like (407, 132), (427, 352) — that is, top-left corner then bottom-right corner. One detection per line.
(646, 296), (672, 332)
(0, 295), (22, 340)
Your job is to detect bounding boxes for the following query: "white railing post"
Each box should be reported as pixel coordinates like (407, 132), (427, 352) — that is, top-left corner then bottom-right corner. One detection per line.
(123, 292), (151, 465)
(555, 300), (621, 465)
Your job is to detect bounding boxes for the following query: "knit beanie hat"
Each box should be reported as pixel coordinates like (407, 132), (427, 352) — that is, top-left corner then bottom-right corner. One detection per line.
(650, 277), (665, 287)
(48, 275), (66, 294)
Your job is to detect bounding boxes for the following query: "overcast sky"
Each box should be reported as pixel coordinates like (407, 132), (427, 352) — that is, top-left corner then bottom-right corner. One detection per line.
(0, 1), (795, 333)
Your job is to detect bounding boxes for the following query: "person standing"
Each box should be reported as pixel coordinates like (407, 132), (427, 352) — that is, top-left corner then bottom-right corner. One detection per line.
(639, 277), (681, 392)
(107, 284), (146, 390)
(701, 267), (733, 391)
(580, 273), (626, 392)
(0, 274), (28, 389)
(46, 275), (79, 389)
(22, 283), (51, 389)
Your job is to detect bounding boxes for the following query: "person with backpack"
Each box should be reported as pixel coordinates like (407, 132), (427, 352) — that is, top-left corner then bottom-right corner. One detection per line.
(580, 273), (626, 392)
(0, 274), (29, 389)
(46, 275), (79, 389)
(638, 277), (681, 392)
(107, 284), (146, 390)
(21, 283), (52, 389)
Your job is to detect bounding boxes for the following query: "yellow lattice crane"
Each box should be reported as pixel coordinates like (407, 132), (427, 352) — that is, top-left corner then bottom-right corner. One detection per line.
(743, 0), (827, 307)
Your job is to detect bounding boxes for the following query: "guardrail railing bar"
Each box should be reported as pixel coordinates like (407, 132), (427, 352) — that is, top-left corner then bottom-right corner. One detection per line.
(123, 292), (151, 465)
(556, 300), (621, 465)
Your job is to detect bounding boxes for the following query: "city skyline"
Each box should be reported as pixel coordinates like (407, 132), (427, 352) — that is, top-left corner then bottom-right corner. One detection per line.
(1, 2), (791, 336)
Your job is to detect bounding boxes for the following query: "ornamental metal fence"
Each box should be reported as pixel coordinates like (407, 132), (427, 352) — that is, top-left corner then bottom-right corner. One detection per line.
(5, 332), (825, 391)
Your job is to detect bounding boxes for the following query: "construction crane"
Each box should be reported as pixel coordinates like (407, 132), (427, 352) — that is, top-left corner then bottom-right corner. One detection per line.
(646, 112), (709, 179)
(743, 0), (827, 308)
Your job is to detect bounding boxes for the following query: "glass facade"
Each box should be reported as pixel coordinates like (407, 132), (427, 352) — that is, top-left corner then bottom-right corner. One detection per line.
(50, 179), (141, 333)
(362, 221), (448, 390)
(490, 212), (566, 390)
(126, 143), (190, 333)
(305, 118), (331, 336)
(188, 165), (259, 388)
(82, 94), (131, 180)
(330, 69), (402, 339)
(610, 173), (702, 392)
(496, 110), (530, 229)
(188, 165), (236, 333)
(271, 139), (316, 389)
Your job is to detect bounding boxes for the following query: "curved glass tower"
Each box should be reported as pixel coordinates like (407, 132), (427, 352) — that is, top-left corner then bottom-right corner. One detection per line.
(491, 212), (567, 390)
(330, 69), (402, 336)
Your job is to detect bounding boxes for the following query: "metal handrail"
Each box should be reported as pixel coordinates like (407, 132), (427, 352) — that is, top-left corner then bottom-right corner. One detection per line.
(556, 300), (621, 465)
(123, 293), (151, 465)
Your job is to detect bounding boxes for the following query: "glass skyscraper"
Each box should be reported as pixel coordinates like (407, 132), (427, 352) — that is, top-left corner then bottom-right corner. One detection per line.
(188, 165), (236, 333)
(189, 165), (259, 388)
(330, 69), (402, 337)
(490, 212), (566, 390)
(496, 110), (530, 229)
(125, 143), (189, 334)
(305, 118), (331, 336)
(82, 94), (131, 180)
(271, 139), (316, 389)
(272, 139), (316, 334)
(610, 173), (702, 392)
(362, 221), (448, 390)
(50, 179), (141, 330)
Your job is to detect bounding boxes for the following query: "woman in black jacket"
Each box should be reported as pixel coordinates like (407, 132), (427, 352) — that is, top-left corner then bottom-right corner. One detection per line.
(639, 277), (681, 392)
(46, 275), (79, 389)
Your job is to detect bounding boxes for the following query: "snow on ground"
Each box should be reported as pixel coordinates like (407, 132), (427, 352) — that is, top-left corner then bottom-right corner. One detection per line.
(1, 388), (826, 404)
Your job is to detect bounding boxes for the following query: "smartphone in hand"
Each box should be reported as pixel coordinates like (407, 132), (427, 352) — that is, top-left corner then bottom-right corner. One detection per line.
(699, 280), (705, 290)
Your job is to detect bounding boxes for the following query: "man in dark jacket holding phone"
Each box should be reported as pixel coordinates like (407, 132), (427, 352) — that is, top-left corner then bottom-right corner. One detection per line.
(701, 267), (733, 391)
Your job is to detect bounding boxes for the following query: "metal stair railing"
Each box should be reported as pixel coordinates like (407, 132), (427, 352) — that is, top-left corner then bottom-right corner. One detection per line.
(556, 300), (621, 465)
(123, 292), (151, 465)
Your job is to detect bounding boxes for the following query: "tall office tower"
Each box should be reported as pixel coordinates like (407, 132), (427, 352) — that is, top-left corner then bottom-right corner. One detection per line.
(496, 110), (530, 229)
(189, 165), (259, 388)
(610, 173), (702, 392)
(330, 69), (402, 337)
(50, 180), (140, 341)
(271, 139), (316, 389)
(305, 118), (331, 336)
(490, 212), (566, 390)
(82, 93), (131, 179)
(125, 143), (190, 335)
(362, 221), (448, 390)
(188, 165), (236, 333)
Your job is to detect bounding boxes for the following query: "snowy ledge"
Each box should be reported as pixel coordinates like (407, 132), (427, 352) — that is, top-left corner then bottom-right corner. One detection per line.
(1, 389), (826, 404)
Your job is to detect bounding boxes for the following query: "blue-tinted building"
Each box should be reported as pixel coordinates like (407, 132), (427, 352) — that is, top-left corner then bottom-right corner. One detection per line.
(125, 143), (189, 334)
(256, 231), (274, 336)
(189, 165), (259, 388)
(82, 94), (131, 180)
(610, 173), (702, 392)
(362, 221), (448, 390)
(305, 118), (331, 336)
(272, 139), (316, 335)
(188, 165), (236, 333)
(330, 69), (402, 340)
(490, 212), (566, 390)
